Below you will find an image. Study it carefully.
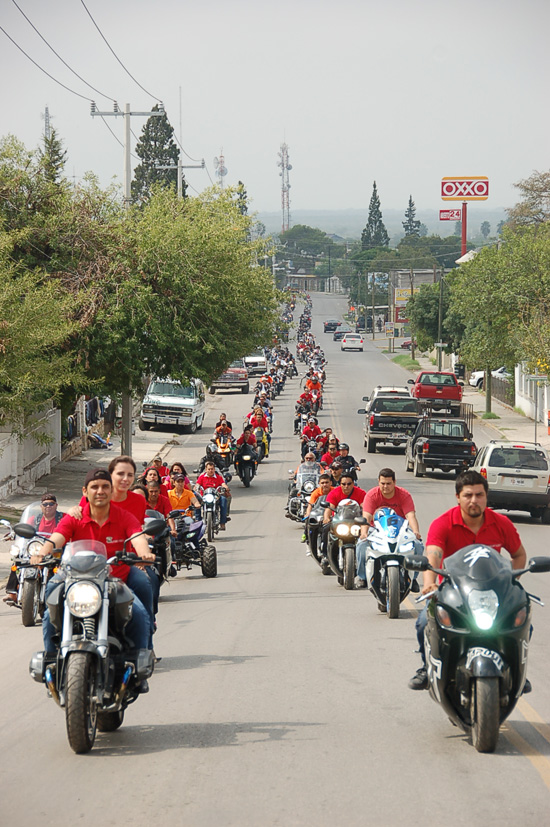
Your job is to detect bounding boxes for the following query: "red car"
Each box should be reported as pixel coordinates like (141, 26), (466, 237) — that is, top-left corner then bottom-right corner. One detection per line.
(408, 371), (463, 414)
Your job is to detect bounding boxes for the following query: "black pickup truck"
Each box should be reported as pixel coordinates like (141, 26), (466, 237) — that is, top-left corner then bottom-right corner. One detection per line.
(404, 407), (477, 477)
(357, 395), (421, 453)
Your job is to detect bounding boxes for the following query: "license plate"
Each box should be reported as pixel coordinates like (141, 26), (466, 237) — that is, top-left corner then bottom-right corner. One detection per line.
(391, 433), (406, 439)
(158, 416), (176, 423)
(507, 477), (533, 488)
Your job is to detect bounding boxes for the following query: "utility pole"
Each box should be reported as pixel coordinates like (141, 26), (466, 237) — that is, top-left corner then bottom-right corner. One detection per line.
(90, 101), (164, 455)
(437, 267), (443, 370)
(371, 272), (376, 341)
(409, 268), (416, 361)
(155, 158), (205, 198)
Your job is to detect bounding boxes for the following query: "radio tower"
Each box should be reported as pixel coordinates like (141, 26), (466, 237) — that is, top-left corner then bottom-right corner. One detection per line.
(278, 142), (292, 232)
(213, 149), (227, 188)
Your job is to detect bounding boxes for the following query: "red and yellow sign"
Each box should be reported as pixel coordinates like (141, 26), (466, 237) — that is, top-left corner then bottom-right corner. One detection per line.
(441, 177), (489, 201)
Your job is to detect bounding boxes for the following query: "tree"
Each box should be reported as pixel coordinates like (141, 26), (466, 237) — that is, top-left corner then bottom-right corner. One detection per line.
(454, 221), (461, 237)
(361, 182), (389, 249)
(131, 105), (183, 202)
(39, 127), (67, 184)
(419, 223), (428, 237)
(236, 181), (248, 215)
(480, 221), (491, 239)
(507, 169), (550, 228)
(402, 195), (421, 237)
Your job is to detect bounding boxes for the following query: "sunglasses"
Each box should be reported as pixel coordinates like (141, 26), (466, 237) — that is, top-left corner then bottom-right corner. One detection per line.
(341, 482), (353, 486)
(42, 501), (56, 506)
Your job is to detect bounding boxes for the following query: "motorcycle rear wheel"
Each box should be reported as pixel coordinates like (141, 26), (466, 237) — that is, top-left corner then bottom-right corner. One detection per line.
(21, 578), (40, 627)
(386, 566), (400, 618)
(206, 512), (214, 542)
(97, 709), (124, 732)
(343, 546), (355, 590)
(471, 677), (500, 753)
(201, 545), (217, 578)
(65, 652), (97, 754)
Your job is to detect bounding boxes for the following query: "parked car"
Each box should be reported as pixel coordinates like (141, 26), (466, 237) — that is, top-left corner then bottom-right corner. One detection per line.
(244, 349), (268, 376)
(400, 339), (417, 350)
(209, 359), (249, 394)
(139, 377), (206, 433)
(324, 319), (342, 333)
(333, 325), (352, 341)
(409, 371), (463, 415)
(472, 440), (550, 522)
(469, 366), (512, 389)
(357, 394), (420, 453)
(341, 333), (364, 352)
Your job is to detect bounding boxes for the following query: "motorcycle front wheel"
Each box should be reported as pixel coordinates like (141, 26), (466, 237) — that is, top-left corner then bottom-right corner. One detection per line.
(65, 652), (98, 754)
(206, 512), (214, 542)
(386, 566), (400, 618)
(343, 546), (356, 591)
(243, 465), (252, 488)
(471, 677), (500, 753)
(201, 545), (217, 578)
(21, 578), (40, 627)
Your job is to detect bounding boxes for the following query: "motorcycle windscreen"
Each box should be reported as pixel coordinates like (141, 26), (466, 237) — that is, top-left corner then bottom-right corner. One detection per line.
(373, 509), (404, 539)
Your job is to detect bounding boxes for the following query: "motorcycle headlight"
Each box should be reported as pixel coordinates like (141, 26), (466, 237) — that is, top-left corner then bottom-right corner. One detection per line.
(350, 524), (361, 537)
(204, 494), (215, 503)
(66, 583), (102, 618)
(468, 589), (499, 630)
(27, 540), (44, 556)
(335, 524), (350, 537)
(304, 482), (315, 493)
(10, 542), (21, 558)
(242, 455), (251, 461)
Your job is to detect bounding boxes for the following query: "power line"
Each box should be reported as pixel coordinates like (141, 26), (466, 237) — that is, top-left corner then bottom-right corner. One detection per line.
(0, 24), (93, 101)
(9, 0), (116, 103)
(79, 0), (162, 102)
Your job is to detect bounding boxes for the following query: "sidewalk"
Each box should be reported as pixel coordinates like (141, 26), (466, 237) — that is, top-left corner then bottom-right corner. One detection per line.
(380, 344), (550, 451)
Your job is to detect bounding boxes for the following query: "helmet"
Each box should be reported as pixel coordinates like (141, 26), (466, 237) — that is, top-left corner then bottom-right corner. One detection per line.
(339, 443), (349, 451)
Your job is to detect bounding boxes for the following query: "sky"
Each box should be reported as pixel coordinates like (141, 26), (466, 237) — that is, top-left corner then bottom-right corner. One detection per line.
(1, 0), (549, 219)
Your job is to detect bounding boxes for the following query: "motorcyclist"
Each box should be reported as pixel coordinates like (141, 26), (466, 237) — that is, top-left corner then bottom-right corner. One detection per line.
(320, 439), (341, 467)
(408, 469), (528, 691)
(300, 416), (322, 459)
(336, 444), (361, 481)
(302, 473), (334, 542)
(320, 474), (367, 557)
(355, 468), (422, 590)
(195, 461), (231, 531)
(196, 441), (226, 474)
(294, 390), (313, 434)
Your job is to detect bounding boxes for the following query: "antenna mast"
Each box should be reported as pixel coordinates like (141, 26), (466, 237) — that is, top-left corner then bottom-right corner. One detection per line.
(277, 142), (292, 232)
(213, 149), (228, 188)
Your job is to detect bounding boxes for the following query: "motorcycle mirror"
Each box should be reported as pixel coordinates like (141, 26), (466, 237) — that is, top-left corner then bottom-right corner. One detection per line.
(407, 379), (414, 384)
(357, 408), (366, 415)
(13, 522), (37, 539)
(404, 555), (430, 571)
(362, 396), (369, 401)
(356, 517), (368, 525)
(360, 458), (366, 464)
(0, 519), (12, 528)
(224, 474), (232, 482)
(528, 556), (550, 574)
(142, 519), (167, 537)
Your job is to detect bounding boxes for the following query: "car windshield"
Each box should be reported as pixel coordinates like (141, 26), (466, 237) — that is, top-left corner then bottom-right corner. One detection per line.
(373, 398), (418, 413)
(149, 381), (194, 398)
(345, 334), (361, 339)
(229, 360), (245, 369)
(488, 448), (548, 470)
(248, 349), (265, 357)
(425, 421), (467, 438)
(420, 373), (456, 385)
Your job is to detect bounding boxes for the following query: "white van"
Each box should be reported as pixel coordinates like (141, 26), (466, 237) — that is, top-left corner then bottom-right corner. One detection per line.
(139, 378), (206, 433)
(244, 349), (268, 376)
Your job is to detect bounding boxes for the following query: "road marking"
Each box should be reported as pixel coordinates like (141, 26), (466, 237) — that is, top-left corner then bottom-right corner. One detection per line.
(502, 722), (550, 790)
(517, 698), (550, 746)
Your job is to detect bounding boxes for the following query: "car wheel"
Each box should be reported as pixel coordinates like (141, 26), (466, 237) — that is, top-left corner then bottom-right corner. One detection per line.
(541, 508), (550, 525)
(209, 387), (216, 395)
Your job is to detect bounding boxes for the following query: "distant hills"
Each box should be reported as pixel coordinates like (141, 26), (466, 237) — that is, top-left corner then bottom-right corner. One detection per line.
(256, 207), (508, 241)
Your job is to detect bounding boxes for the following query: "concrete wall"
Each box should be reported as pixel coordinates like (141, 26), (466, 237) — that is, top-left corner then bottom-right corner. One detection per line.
(0, 407), (61, 501)
(515, 364), (549, 425)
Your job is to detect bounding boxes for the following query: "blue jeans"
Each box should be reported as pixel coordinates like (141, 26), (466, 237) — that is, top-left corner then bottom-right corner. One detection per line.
(219, 495), (228, 524)
(42, 574), (150, 652)
(416, 606), (428, 666)
(126, 567), (155, 647)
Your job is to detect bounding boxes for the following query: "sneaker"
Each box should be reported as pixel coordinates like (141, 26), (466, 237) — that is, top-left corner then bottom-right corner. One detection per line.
(219, 524), (226, 531)
(226, 517), (231, 522)
(300, 534), (306, 543)
(411, 580), (420, 593)
(354, 577), (367, 589)
(408, 667), (428, 690)
(522, 678), (532, 694)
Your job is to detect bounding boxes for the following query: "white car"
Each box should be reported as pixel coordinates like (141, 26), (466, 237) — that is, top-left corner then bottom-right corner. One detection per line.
(341, 333), (364, 352)
(469, 366), (511, 388)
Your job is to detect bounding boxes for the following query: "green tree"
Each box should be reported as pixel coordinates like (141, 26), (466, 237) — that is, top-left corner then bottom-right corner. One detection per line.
(454, 221), (461, 237)
(361, 181), (389, 249)
(402, 195), (421, 237)
(131, 105), (183, 203)
(39, 126), (67, 185)
(419, 223), (428, 237)
(507, 169), (550, 228)
(236, 181), (248, 215)
(480, 221), (491, 239)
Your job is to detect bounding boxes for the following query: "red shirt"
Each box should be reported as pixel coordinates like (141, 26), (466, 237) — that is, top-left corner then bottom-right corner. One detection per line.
(147, 493), (172, 518)
(426, 506), (522, 563)
(326, 485), (367, 508)
(196, 472), (226, 490)
(321, 450), (341, 466)
(79, 490), (147, 524)
(236, 434), (257, 446)
(247, 414), (269, 431)
(302, 425), (322, 440)
(362, 486), (415, 523)
(55, 503), (143, 582)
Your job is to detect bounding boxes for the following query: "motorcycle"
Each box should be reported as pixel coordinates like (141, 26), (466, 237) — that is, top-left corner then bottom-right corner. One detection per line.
(234, 442), (258, 487)
(22, 519), (166, 754)
(294, 404), (311, 435)
(406, 545), (550, 753)
(305, 500), (332, 576)
(364, 507), (422, 617)
(253, 426), (269, 461)
(213, 433), (235, 469)
(325, 499), (367, 589)
(5, 502), (61, 627)
(286, 462), (321, 522)
(196, 484), (226, 542)
(170, 509), (217, 577)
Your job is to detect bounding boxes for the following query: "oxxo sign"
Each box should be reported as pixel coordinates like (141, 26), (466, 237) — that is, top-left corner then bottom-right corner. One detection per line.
(441, 177), (489, 201)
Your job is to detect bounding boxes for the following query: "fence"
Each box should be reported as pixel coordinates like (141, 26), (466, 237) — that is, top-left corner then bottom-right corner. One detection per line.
(491, 377), (515, 408)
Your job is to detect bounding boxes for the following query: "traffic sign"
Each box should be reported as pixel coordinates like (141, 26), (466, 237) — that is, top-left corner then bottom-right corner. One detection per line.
(439, 209), (461, 221)
(441, 177), (489, 201)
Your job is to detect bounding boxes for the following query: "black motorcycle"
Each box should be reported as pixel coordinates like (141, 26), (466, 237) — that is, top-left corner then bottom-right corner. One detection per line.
(21, 519), (166, 754)
(406, 545), (550, 752)
(305, 500), (332, 576)
(234, 442), (258, 487)
(325, 499), (367, 589)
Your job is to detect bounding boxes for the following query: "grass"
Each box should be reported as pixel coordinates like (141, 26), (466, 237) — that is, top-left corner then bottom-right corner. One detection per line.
(513, 406), (526, 417)
(482, 412), (500, 419)
(392, 354), (420, 370)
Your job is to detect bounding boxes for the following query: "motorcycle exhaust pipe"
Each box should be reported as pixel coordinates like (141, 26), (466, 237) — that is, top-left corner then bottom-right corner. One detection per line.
(45, 667), (61, 706)
(115, 665), (134, 704)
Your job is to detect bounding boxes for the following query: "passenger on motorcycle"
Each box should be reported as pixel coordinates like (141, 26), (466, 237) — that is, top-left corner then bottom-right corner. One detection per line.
(355, 468), (422, 589)
(301, 417), (322, 459)
(408, 469), (527, 691)
(236, 425), (258, 448)
(336, 444), (361, 481)
(327, 461), (344, 486)
(215, 413), (233, 431)
(168, 474), (202, 516)
(320, 439), (341, 467)
(31, 469), (155, 662)
(196, 461), (231, 531)
(317, 428), (338, 453)
(248, 406), (271, 451)
(215, 420), (233, 437)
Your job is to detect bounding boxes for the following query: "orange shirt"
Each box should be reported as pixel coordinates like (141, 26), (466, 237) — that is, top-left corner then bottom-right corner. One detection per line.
(308, 485), (334, 504)
(167, 488), (196, 512)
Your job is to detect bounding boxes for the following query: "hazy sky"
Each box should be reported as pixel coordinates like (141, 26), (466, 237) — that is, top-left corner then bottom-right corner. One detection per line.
(1, 0), (549, 217)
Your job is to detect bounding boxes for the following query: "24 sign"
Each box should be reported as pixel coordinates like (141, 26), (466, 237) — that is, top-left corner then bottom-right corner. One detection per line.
(441, 177), (489, 201)
(439, 209), (462, 221)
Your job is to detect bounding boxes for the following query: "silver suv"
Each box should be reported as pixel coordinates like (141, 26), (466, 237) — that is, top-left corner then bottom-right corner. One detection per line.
(472, 440), (550, 522)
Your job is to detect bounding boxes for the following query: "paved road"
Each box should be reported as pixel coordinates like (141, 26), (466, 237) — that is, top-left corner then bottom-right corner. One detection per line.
(1, 293), (550, 826)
